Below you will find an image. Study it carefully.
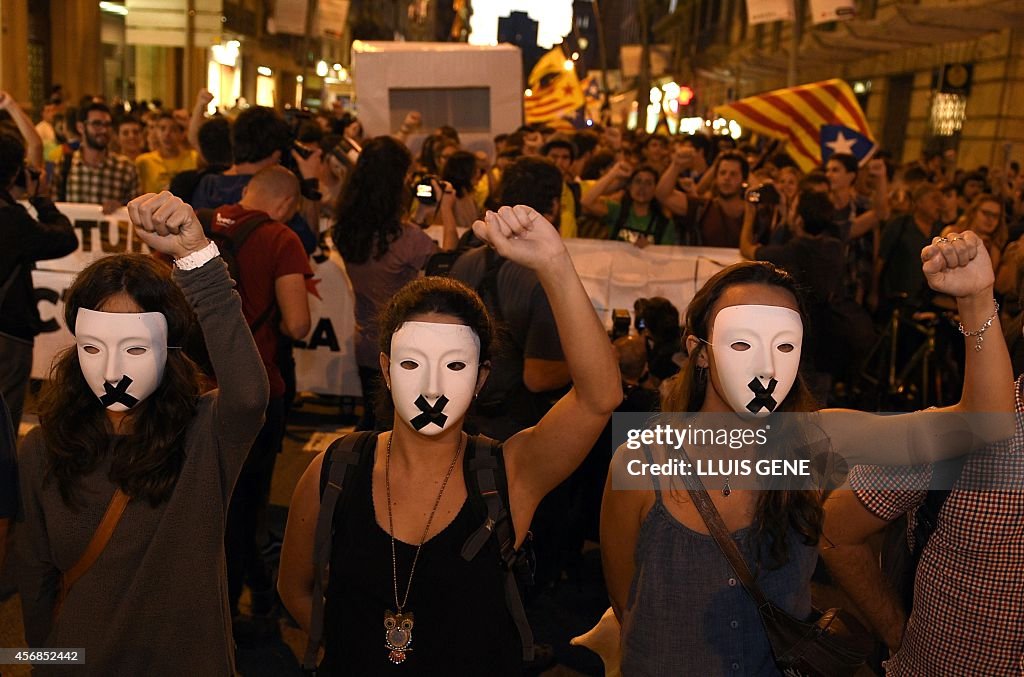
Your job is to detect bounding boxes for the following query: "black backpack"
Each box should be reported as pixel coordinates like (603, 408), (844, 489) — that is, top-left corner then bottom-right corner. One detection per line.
(195, 208), (276, 332)
(302, 431), (536, 671)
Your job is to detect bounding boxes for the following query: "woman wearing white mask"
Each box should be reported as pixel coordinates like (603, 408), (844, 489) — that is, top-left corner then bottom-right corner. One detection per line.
(600, 230), (1014, 676)
(16, 192), (269, 676)
(278, 205), (622, 675)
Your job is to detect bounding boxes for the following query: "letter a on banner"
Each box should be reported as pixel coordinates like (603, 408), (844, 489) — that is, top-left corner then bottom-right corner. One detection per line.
(747, 0), (794, 25)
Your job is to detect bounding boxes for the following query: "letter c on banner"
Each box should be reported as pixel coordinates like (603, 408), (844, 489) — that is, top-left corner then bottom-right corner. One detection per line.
(35, 287), (61, 334)
(627, 459), (642, 476)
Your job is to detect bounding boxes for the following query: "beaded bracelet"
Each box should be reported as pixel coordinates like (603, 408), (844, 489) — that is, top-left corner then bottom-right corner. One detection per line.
(958, 299), (999, 352)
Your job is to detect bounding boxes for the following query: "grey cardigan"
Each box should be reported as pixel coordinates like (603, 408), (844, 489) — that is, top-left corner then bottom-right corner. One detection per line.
(16, 257), (269, 676)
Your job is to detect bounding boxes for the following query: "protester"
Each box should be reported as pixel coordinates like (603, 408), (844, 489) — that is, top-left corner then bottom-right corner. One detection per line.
(135, 112), (198, 193)
(600, 230), (1013, 675)
(16, 191), (269, 675)
(279, 204), (621, 675)
(582, 162), (675, 246)
(658, 149), (748, 247)
(0, 130), (78, 430)
(822, 376), (1024, 676)
(190, 106), (319, 254)
(169, 116), (232, 204)
(439, 149), (483, 229)
(943, 193), (1006, 271)
(114, 117), (145, 162)
(202, 166), (313, 627)
(54, 102), (140, 212)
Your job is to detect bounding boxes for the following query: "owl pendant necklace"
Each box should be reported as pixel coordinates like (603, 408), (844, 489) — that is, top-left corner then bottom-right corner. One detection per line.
(384, 432), (465, 665)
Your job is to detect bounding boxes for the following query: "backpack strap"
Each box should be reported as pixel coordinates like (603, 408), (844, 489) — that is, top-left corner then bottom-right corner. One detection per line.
(303, 431), (378, 671)
(460, 435), (536, 661)
(478, 249), (508, 323)
(200, 208), (278, 332)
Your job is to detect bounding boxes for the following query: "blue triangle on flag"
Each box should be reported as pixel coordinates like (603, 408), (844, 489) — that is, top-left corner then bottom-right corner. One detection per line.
(820, 124), (878, 165)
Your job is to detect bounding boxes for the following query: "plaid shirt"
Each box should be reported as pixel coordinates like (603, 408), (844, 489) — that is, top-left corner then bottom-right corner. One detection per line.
(850, 375), (1024, 676)
(59, 150), (140, 205)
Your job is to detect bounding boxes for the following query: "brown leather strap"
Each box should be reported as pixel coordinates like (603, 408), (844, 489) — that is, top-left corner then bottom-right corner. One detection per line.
(668, 444), (773, 609)
(60, 488), (130, 605)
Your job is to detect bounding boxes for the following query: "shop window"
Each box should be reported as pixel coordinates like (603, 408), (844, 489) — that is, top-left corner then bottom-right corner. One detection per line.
(388, 88), (490, 133)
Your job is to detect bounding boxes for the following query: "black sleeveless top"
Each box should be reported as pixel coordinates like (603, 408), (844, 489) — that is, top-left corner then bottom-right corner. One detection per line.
(319, 436), (523, 675)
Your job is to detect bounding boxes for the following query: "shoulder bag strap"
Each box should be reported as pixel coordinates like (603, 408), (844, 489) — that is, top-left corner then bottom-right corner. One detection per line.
(670, 445), (773, 610)
(303, 431), (377, 671)
(54, 488), (130, 621)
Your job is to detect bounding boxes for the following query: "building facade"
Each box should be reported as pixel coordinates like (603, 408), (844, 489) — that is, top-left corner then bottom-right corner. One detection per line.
(656, 0), (1023, 167)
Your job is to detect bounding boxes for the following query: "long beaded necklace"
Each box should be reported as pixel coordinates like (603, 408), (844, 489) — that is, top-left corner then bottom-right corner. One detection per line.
(383, 431), (465, 665)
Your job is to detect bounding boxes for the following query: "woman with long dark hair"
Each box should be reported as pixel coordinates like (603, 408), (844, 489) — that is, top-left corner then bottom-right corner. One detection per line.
(600, 231), (1013, 676)
(581, 161), (674, 246)
(16, 192), (268, 675)
(332, 136), (457, 431)
(280, 205), (621, 674)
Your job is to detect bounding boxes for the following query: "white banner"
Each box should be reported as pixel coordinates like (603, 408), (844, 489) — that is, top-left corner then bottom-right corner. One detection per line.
(30, 203), (361, 397)
(808, 0), (855, 24)
(746, 0), (794, 25)
(30, 204), (741, 395)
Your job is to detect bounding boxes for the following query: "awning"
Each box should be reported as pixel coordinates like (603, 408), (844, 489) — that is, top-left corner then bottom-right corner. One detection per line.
(800, 0), (1024, 57)
(267, 0), (350, 38)
(125, 0), (223, 47)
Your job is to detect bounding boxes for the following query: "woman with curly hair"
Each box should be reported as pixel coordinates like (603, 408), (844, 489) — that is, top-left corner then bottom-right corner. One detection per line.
(16, 192), (269, 676)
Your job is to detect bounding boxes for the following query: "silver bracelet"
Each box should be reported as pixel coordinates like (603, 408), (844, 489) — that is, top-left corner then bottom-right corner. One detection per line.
(174, 241), (220, 271)
(958, 299), (999, 352)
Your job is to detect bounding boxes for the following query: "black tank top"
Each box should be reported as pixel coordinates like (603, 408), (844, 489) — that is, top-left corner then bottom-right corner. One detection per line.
(319, 438), (523, 676)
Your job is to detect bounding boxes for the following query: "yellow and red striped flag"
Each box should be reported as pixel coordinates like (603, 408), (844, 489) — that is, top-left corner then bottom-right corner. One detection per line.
(524, 47), (585, 124)
(712, 79), (874, 172)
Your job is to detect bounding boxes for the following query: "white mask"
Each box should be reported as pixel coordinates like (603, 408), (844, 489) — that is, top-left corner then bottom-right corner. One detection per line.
(388, 321), (481, 435)
(75, 308), (169, 411)
(709, 305), (803, 417)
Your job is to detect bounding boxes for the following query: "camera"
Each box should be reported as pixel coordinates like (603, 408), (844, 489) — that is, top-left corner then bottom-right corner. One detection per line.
(415, 175), (439, 205)
(746, 182), (780, 206)
(610, 308), (632, 341)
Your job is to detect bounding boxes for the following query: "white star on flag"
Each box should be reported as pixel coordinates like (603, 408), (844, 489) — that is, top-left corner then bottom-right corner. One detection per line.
(825, 131), (857, 155)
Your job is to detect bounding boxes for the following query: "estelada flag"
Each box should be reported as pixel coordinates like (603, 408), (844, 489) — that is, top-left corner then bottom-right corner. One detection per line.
(524, 47), (585, 124)
(712, 79), (875, 171)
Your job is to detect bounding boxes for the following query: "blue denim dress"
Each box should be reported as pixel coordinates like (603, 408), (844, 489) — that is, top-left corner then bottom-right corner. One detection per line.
(620, 476), (818, 676)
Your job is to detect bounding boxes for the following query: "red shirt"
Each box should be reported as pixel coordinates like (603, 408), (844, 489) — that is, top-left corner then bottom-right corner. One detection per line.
(213, 204), (312, 398)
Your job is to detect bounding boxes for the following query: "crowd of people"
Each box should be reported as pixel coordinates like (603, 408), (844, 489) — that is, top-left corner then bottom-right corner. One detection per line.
(0, 85), (1022, 676)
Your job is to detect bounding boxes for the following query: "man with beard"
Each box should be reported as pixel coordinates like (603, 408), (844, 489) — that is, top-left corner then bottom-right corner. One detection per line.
(54, 103), (140, 213)
(657, 149), (748, 247)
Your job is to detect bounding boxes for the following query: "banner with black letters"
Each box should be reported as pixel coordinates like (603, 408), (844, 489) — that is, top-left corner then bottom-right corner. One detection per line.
(31, 204), (740, 396)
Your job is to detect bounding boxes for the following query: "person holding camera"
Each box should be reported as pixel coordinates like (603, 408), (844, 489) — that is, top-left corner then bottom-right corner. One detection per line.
(581, 161), (674, 247)
(0, 128), (78, 430)
(332, 136), (458, 431)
